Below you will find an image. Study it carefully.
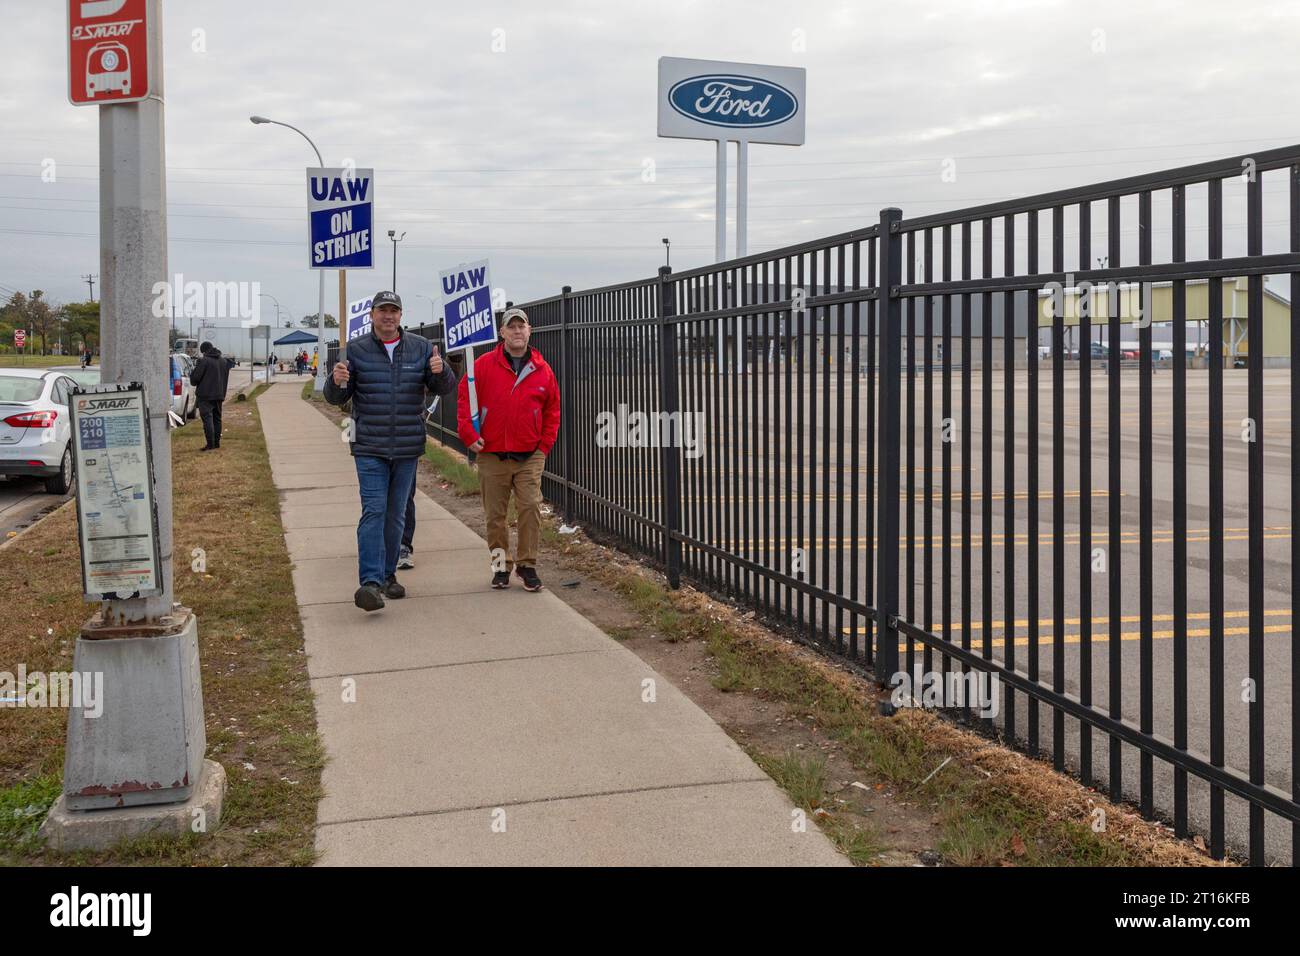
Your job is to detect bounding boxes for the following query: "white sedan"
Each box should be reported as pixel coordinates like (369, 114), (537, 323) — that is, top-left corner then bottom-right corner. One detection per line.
(0, 368), (78, 494)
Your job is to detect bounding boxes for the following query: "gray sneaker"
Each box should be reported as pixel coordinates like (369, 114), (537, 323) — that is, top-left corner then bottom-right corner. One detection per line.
(398, 546), (415, 570)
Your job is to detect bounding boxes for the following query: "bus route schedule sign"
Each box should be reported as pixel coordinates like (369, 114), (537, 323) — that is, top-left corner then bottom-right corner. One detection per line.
(440, 259), (496, 350)
(69, 384), (163, 600)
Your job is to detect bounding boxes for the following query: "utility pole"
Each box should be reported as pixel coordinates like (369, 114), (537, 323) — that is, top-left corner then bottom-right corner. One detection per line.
(42, 0), (222, 851)
(82, 273), (97, 301)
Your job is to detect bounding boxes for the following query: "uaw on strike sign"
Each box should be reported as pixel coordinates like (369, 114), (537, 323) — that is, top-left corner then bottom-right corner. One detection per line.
(307, 168), (375, 270)
(441, 260), (496, 351)
(68, 0), (154, 106)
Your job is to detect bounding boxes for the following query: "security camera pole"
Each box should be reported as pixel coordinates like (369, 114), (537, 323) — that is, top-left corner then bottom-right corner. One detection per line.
(44, 0), (223, 850)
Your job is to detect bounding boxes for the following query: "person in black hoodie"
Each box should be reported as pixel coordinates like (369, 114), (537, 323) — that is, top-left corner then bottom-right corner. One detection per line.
(190, 341), (234, 450)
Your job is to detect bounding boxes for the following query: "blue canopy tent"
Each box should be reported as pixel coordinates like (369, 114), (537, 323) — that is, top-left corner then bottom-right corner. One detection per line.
(273, 329), (320, 346)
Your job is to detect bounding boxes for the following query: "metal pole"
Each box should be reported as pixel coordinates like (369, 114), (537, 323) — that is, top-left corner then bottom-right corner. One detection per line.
(736, 139), (748, 369)
(560, 285), (573, 525)
(875, 207), (904, 686)
(715, 138), (727, 368)
(736, 139), (748, 257)
(251, 118), (327, 391)
(656, 265), (682, 588)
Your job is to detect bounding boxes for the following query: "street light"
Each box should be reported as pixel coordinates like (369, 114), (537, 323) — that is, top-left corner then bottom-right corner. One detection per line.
(259, 292), (283, 381)
(250, 114), (327, 391)
(413, 292), (437, 330)
(662, 237), (670, 268)
(388, 230), (406, 291)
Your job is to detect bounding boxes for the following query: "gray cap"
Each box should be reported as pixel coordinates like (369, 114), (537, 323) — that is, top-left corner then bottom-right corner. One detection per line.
(501, 307), (529, 326)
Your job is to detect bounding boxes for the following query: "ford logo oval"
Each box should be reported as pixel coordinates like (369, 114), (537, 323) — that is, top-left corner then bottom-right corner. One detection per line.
(668, 74), (798, 130)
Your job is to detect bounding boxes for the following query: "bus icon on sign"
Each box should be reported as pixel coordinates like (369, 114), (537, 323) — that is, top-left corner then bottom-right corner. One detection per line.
(86, 41), (130, 97)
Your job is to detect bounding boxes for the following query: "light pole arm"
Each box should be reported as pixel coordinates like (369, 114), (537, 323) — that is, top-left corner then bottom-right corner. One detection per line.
(257, 118), (323, 167)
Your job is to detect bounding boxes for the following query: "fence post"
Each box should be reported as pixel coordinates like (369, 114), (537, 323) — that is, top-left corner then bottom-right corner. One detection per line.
(656, 266), (683, 589)
(875, 207), (904, 685)
(560, 285), (573, 525)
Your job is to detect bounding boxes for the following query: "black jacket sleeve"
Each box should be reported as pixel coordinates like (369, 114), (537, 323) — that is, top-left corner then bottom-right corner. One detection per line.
(423, 359), (457, 397)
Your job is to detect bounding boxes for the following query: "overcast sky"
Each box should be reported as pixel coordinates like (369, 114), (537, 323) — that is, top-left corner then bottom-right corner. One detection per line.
(2, 0), (1298, 326)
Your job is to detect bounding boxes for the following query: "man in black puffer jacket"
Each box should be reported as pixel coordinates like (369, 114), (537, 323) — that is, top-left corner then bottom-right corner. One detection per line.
(190, 341), (235, 451)
(325, 291), (458, 611)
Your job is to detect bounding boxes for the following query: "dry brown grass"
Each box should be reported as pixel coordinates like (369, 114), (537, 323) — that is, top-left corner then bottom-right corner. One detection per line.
(0, 395), (322, 865)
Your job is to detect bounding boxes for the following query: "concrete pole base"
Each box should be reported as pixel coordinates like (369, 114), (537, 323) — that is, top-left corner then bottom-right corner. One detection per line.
(39, 759), (226, 852)
(62, 610), (206, 810)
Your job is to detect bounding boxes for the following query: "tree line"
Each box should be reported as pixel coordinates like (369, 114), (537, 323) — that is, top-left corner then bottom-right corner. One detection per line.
(0, 291), (100, 355)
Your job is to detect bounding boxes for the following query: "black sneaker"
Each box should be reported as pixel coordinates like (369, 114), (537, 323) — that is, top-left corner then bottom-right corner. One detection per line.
(354, 582), (385, 612)
(516, 566), (543, 592)
(491, 571), (511, 589)
(382, 576), (406, 599)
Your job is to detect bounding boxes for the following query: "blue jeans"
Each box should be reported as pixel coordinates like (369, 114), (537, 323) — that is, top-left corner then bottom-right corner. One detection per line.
(354, 455), (419, 586)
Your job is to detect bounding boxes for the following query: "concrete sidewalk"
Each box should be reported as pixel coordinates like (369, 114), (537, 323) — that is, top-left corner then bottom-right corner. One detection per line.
(258, 381), (845, 866)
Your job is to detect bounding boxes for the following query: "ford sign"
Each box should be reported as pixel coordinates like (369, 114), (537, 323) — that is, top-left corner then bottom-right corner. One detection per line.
(668, 74), (799, 131)
(658, 58), (806, 145)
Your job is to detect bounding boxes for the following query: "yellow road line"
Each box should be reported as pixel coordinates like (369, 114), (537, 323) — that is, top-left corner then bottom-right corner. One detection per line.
(890, 624), (1292, 650)
(717, 528), (1292, 549)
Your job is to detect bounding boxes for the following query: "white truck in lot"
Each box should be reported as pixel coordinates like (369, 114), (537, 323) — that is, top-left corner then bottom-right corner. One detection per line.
(191, 324), (272, 365)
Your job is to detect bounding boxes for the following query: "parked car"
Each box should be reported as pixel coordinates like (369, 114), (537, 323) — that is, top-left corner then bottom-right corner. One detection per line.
(0, 369), (78, 494)
(170, 353), (197, 422)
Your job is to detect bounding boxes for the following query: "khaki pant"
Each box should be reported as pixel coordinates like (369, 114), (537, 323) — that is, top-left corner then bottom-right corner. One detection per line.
(477, 451), (545, 570)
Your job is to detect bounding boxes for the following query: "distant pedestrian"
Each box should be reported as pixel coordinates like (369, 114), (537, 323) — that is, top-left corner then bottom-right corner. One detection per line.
(324, 291), (458, 612)
(457, 308), (560, 592)
(190, 341), (233, 450)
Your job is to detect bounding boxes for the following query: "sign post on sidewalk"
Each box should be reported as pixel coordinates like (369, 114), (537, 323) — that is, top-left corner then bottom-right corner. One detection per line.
(43, 0), (224, 850)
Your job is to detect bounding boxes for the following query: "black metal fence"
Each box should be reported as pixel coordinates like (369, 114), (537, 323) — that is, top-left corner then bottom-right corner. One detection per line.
(351, 145), (1300, 865)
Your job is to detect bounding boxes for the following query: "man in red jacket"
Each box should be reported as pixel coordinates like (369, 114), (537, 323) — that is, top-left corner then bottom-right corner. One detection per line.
(457, 307), (560, 591)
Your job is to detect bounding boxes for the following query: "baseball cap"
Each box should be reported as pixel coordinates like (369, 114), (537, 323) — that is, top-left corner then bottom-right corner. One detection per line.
(372, 291), (402, 310)
(501, 307), (529, 326)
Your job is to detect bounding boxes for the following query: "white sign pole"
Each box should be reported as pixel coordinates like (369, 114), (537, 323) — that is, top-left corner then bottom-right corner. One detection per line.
(465, 348), (480, 433)
(714, 137), (727, 262)
(737, 138), (749, 369)
(716, 138), (727, 367)
(737, 138), (748, 258)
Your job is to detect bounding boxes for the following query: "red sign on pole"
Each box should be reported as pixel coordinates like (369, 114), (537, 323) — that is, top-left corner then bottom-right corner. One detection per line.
(14, 330), (27, 350)
(68, 0), (152, 106)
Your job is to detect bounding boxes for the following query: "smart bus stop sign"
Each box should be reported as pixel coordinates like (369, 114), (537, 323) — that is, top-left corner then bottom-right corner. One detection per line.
(68, 0), (153, 106)
(307, 168), (375, 270)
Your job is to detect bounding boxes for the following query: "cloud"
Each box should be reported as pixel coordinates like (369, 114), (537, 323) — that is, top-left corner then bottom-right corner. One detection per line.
(1, 0), (1296, 321)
